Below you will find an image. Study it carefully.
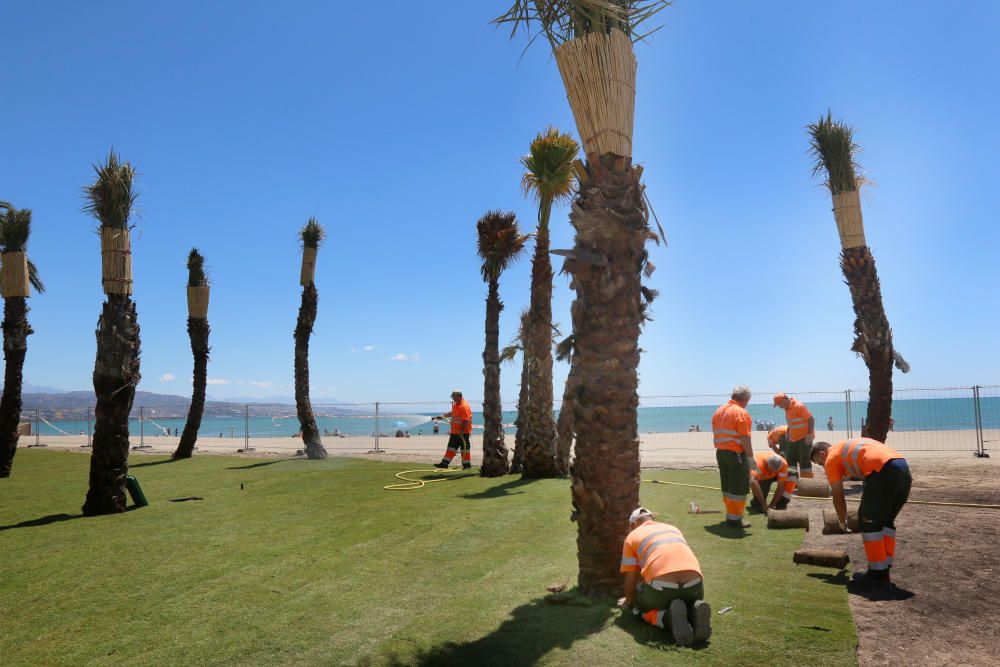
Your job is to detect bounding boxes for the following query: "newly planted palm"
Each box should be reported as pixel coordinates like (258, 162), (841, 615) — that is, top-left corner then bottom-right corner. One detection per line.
(82, 151), (142, 515)
(501, 310), (532, 474)
(808, 113), (909, 443)
(477, 210), (528, 477)
(0, 202), (45, 478)
(295, 218), (327, 460)
(496, 1), (667, 595)
(519, 127), (579, 479)
(554, 334), (577, 476)
(173, 249), (211, 459)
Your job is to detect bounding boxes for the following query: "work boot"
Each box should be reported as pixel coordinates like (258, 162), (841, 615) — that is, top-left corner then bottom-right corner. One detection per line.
(462, 463), (472, 470)
(690, 600), (712, 643)
(725, 519), (752, 529)
(433, 461), (450, 469)
(669, 599), (694, 647)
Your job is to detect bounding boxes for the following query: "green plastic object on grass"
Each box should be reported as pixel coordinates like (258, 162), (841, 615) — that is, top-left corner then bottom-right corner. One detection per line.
(126, 475), (149, 507)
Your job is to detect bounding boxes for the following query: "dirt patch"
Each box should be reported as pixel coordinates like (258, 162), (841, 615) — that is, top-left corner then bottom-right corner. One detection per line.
(801, 458), (1000, 666)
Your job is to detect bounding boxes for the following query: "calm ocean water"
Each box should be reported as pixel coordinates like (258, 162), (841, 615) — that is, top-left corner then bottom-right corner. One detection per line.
(33, 397), (1000, 438)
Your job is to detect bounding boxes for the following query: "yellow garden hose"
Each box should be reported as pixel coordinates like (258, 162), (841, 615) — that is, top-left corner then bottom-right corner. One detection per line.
(384, 467), (467, 491)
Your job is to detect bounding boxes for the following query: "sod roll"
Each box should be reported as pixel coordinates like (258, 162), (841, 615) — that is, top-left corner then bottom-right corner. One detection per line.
(767, 509), (810, 530)
(822, 509), (860, 535)
(796, 478), (831, 498)
(187, 285), (210, 319)
(793, 548), (850, 569)
(1, 251), (30, 297)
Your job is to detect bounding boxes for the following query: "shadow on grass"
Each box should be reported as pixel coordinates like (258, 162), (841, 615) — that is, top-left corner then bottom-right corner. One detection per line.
(614, 607), (710, 652)
(703, 522), (750, 540)
(131, 458), (180, 468)
(227, 458), (298, 470)
(461, 477), (540, 499)
(0, 513), (81, 532)
(807, 571), (851, 586)
(808, 571), (915, 601)
(388, 592), (613, 666)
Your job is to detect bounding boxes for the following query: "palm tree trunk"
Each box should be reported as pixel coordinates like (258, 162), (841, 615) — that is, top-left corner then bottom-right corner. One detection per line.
(83, 294), (140, 515)
(841, 246), (895, 443)
(0, 297), (31, 478)
(555, 362), (579, 477)
(173, 317), (210, 459)
(480, 278), (509, 477)
(510, 350), (531, 474)
(294, 283), (326, 460)
(521, 206), (560, 478)
(566, 154), (647, 597)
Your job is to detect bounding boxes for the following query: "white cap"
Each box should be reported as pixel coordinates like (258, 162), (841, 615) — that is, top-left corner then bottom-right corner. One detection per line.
(628, 507), (655, 524)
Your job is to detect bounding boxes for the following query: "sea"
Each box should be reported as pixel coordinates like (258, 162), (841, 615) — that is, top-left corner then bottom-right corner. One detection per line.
(32, 396), (1000, 438)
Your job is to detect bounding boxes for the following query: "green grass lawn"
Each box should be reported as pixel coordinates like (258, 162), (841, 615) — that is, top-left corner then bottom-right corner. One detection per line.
(0, 450), (856, 666)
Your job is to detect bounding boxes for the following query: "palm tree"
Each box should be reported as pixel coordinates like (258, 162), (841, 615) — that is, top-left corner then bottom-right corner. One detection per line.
(554, 334), (577, 476)
(477, 210), (528, 477)
(295, 218), (327, 460)
(82, 150), (142, 515)
(496, 1), (667, 595)
(808, 113), (909, 443)
(501, 310), (532, 474)
(173, 249), (210, 459)
(519, 127), (579, 479)
(0, 202), (45, 478)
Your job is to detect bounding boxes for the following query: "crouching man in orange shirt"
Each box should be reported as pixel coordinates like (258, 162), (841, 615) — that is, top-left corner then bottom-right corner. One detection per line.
(617, 507), (711, 647)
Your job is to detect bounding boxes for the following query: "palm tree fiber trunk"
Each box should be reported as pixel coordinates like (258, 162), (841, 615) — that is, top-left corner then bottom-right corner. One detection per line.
(555, 363), (579, 477)
(173, 317), (210, 459)
(83, 294), (140, 515)
(566, 154), (648, 597)
(510, 351), (530, 474)
(295, 284), (326, 459)
(480, 279), (509, 477)
(0, 297), (31, 478)
(841, 246), (895, 443)
(521, 219), (559, 478)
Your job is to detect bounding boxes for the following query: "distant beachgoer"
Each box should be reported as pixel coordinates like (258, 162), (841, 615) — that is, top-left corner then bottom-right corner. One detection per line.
(827, 417), (834, 431)
(433, 390), (473, 470)
(395, 429), (404, 438)
(688, 425), (696, 433)
(694, 425), (701, 433)
(433, 422), (440, 435)
(889, 417), (895, 431)
(174, 427), (179, 436)
(219, 432), (223, 438)
(404, 431), (410, 438)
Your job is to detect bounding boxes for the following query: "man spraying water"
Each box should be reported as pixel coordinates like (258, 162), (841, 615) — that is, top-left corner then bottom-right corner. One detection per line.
(432, 390), (473, 470)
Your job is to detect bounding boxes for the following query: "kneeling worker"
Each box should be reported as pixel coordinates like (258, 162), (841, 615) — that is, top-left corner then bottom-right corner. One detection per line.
(617, 507), (711, 646)
(811, 438), (911, 583)
(749, 451), (794, 513)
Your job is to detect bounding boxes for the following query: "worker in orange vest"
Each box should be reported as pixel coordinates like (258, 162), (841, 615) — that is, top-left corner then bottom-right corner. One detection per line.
(749, 451), (794, 513)
(432, 390), (473, 470)
(773, 393), (815, 480)
(711, 385), (758, 530)
(767, 425), (789, 454)
(811, 438), (911, 584)
(617, 507), (711, 646)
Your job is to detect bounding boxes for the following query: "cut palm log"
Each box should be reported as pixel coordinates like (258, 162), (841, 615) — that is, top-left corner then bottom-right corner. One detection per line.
(793, 548), (850, 569)
(767, 509), (810, 530)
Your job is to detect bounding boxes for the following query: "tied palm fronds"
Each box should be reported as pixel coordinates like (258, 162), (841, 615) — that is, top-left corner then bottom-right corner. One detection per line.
(83, 150), (138, 229)
(521, 127), (580, 212)
(187, 248), (208, 287)
(807, 112), (862, 196)
(495, 0), (672, 49)
(0, 204), (45, 293)
(300, 217), (326, 250)
(476, 210), (529, 282)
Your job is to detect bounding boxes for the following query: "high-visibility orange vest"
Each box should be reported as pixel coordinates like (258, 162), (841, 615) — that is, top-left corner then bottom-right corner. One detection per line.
(784, 398), (813, 441)
(767, 425), (788, 446)
(751, 451), (788, 482)
(712, 400), (751, 453)
(620, 521), (702, 582)
(824, 437), (903, 484)
(448, 399), (473, 435)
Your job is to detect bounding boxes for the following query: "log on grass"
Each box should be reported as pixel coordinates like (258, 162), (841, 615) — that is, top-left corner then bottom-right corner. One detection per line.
(796, 478), (831, 498)
(793, 548), (850, 569)
(767, 509), (810, 530)
(822, 509), (860, 534)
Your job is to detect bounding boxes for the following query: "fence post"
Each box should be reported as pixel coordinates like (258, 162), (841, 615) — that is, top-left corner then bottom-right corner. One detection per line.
(244, 404), (252, 452)
(845, 389), (853, 439)
(86, 407), (92, 447)
(973, 385), (988, 458)
(374, 402), (381, 453)
(140, 406), (145, 448)
(35, 407), (41, 447)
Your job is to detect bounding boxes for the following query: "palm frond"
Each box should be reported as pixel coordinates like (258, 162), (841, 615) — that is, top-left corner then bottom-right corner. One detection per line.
(0, 206), (31, 253)
(187, 247), (208, 287)
(83, 149), (138, 229)
(27, 259), (45, 294)
(494, 1), (672, 49)
(476, 210), (528, 282)
(500, 343), (522, 363)
(807, 111), (862, 195)
(555, 334), (575, 362)
(300, 217), (326, 250)
(521, 127), (580, 206)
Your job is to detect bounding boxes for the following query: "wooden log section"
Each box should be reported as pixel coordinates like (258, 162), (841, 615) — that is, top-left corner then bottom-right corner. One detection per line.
(767, 509), (810, 530)
(796, 478), (831, 498)
(793, 548), (850, 569)
(822, 509), (860, 535)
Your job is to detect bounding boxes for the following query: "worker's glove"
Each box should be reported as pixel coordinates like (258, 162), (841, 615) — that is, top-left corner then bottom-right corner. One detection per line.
(839, 521), (851, 534)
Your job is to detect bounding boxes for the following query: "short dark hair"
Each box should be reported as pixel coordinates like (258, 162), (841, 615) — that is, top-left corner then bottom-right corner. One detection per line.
(811, 441), (832, 463)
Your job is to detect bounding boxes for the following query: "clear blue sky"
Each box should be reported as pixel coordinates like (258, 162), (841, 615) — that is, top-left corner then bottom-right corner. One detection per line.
(2, 1), (998, 404)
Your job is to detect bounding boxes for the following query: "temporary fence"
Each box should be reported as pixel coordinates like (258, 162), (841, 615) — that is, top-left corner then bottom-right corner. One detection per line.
(25, 385), (996, 459)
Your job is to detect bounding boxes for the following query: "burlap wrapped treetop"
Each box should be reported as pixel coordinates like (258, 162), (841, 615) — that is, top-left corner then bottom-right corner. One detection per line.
(100, 228), (133, 295)
(555, 29), (636, 159)
(187, 286), (210, 319)
(832, 190), (866, 249)
(1, 252), (30, 298)
(300, 246), (317, 287)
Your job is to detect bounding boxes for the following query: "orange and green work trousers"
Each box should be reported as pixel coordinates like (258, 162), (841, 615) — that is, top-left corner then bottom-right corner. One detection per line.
(716, 450), (749, 522)
(439, 434), (471, 467)
(633, 579), (705, 628)
(781, 437), (813, 481)
(859, 458), (911, 573)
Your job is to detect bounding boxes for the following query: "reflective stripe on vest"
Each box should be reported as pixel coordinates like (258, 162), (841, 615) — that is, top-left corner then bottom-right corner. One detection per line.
(637, 527), (683, 556)
(639, 537), (688, 569)
(842, 437), (866, 478)
(714, 428), (742, 446)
